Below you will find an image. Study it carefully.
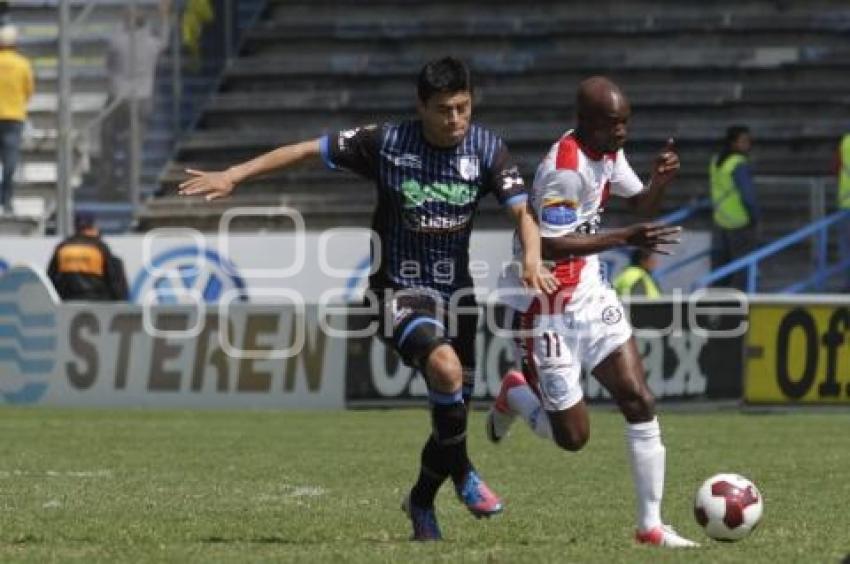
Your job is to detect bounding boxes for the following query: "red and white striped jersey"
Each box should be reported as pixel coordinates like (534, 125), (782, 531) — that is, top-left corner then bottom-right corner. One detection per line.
(499, 130), (644, 313)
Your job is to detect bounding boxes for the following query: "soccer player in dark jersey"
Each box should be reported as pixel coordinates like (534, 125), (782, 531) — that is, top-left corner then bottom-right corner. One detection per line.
(179, 56), (557, 541)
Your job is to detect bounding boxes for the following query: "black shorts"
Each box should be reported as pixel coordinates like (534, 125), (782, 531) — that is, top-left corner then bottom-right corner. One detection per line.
(370, 288), (478, 382)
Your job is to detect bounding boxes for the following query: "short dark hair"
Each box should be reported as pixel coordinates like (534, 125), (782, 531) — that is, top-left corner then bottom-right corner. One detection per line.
(74, 212), (96, 232)
(417, 57), (473, 103)
(724, 125), (750, 147)
(631, 248), (653, 266)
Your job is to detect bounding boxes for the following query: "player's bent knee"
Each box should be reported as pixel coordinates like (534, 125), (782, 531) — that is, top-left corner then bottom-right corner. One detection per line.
(549, 412), (590, 452)
(552, 426), (589, 452)
(425, 344), (463, 392)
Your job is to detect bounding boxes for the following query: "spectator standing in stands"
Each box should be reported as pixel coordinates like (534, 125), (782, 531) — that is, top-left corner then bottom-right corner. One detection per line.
(48, 213), (129, 301)
(835, 132), (850, 291)
(613, 248), (661, 298)
(709, 125), (760, 290)
(0, 23), (34, 215)
(100, 0), (170, 193)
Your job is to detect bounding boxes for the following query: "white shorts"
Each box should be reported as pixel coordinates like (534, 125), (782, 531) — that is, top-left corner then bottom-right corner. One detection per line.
(512, 287), (632, 412)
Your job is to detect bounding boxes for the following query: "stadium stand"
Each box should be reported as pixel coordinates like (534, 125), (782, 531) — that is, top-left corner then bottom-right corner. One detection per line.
(144, 0), (850, 290)
(6, 1), (158, 232)
(148, 0), (850, 233)
(6, 0), (263, 232)
(6, 0), (850, 288)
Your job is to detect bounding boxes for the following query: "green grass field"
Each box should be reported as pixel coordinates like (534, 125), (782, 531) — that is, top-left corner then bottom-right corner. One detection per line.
(1, 407), (848, 563)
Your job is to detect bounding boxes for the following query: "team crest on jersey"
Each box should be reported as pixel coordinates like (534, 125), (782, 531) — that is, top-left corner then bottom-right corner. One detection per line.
(601, 305), (623, 325)
(457, 156), (480, 181)
(541, 196), (578, 226)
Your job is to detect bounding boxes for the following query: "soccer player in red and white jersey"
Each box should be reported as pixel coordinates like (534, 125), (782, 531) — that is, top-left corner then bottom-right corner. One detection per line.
(489, 76), (698, 548)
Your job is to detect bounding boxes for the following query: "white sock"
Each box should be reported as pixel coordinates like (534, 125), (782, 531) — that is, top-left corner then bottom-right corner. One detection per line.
(506, 385), (552, 440)
(626, 417), (665, 532)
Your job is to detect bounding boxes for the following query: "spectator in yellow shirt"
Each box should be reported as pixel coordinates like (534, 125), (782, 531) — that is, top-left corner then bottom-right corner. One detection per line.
(0, 24), (34, 214)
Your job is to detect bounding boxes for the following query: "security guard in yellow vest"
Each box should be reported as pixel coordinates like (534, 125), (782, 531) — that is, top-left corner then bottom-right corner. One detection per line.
(613, 249), (661, 298)
(709, 125), (760, 290)
(835, 133), (850, 290)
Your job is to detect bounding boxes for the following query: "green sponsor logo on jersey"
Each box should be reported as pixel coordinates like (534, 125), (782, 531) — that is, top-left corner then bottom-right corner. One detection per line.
(401, 180), (477, 208)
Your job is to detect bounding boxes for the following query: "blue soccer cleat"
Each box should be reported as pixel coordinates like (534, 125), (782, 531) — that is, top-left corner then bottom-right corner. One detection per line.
(456, 470), (504, 518)
(402, 494), (443, 541)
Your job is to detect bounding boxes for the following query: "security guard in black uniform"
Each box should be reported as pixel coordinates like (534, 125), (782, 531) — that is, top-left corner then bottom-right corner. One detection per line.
(47, 213), (129, 301)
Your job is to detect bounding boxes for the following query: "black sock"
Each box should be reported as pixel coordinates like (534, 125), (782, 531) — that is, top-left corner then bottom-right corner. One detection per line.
(410, 436), (447, 508)
(428, 389), (472, 487)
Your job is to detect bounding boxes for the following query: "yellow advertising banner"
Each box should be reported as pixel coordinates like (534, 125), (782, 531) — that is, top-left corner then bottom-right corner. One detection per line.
(746, 304), (850, 403)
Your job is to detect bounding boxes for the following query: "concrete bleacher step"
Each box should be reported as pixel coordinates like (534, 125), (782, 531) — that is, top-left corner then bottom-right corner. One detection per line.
(265, 0), (845, 19)
(254, 13), (850, 37)
(224, 70), (849, 101)
(21, 129), (173, 153)
(202, 81), (849, 112)
(8, 0), (161, 22)
(226, 46), (850, 77)
(19, 33), (119, 59)
(34, 66), (108, 92)
(163, 153), (833, 193)
(246, 17), (850, 57)
(172, 123), (842, 164)
(141, 191), (375, 215)
(197, 98), (849, 135)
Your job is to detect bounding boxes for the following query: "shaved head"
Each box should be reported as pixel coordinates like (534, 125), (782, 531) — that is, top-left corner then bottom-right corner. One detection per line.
(577, 76), (628, 119)
(575, 76), (631, 153)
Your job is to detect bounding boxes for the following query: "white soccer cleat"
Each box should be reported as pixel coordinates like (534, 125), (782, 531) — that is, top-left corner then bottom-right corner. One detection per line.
(635, 524), (700, 548)
(485, 370), (526, 443)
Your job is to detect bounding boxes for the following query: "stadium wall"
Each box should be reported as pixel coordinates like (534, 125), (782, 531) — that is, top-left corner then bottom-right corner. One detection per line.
(0, 261), (742, 409)
(10, 264), (845, 409)
(0, 230), (710, 303)
(345, 299), (746, 407)
(1, 232), (846, 409)
(0, 266), (346, 408)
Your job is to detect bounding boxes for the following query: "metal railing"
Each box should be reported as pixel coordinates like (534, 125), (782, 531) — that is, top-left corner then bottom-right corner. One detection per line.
(654, 177), (837, 290)
(51, 0), (257, 234)
(692, 209), (850, 293)
(657, 195), (711, 226)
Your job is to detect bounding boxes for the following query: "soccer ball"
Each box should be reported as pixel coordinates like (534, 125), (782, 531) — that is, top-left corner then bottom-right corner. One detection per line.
(693, 473), (763, 541)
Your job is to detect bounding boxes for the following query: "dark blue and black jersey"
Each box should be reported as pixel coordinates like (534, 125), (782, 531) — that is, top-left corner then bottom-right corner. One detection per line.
(320, 120), (527, 300)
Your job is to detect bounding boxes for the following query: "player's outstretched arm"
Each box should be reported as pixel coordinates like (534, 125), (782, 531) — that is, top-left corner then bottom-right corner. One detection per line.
(508, 201), (559, 294)
(178, 139), (322, 201)
(629, 138), (679, 216)
(542, 223), (682, 261)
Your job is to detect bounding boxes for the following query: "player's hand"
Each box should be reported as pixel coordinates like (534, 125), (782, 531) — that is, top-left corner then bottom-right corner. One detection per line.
(624, 222), (682, 255)
(178, 169), (237, 201)
(522, 260), (559, 294)
(650, 138), (679, 188)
